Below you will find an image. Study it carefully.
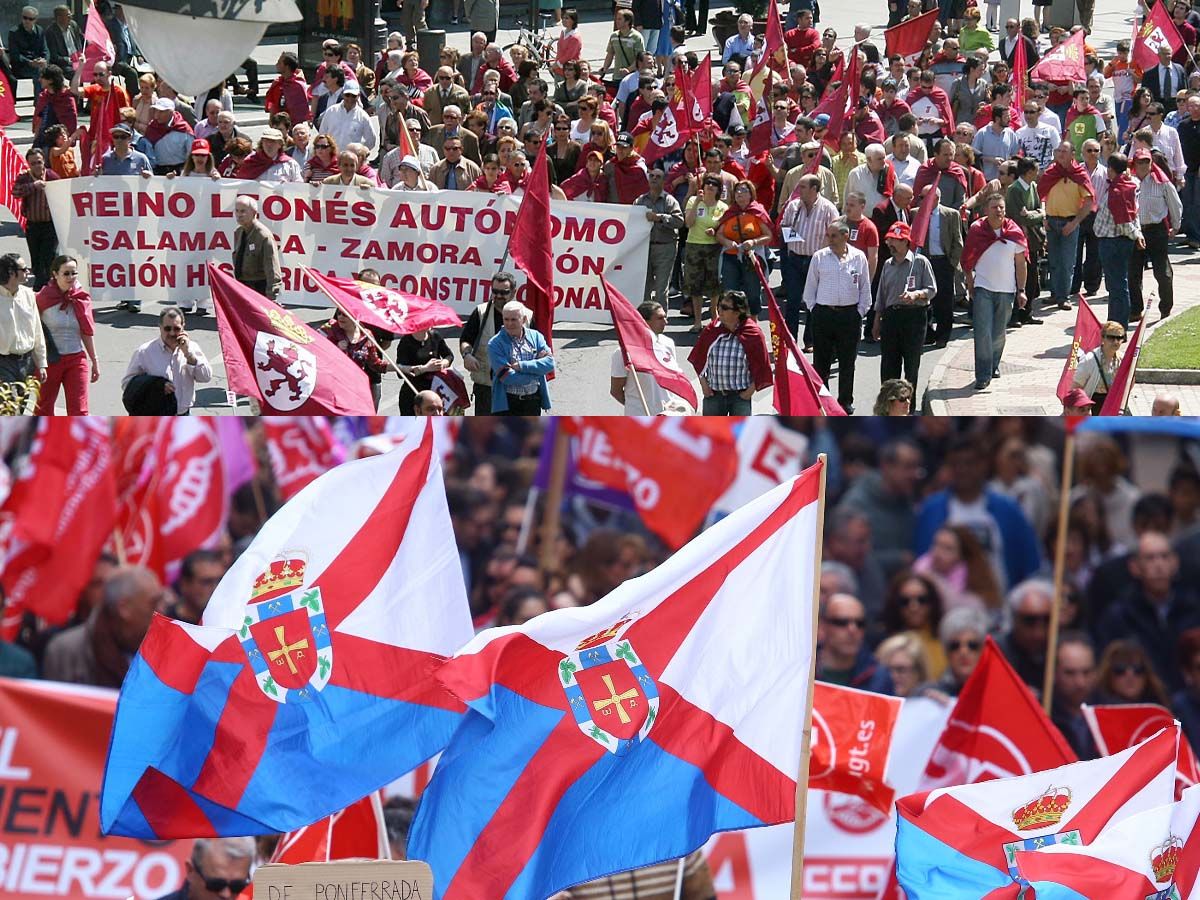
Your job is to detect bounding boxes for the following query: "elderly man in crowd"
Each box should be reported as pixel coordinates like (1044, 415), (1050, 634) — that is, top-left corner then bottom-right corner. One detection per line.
(232, 196), (282, 301)
(155, 837), (255, 900)
(634, 169), (685, 305)
(122, 307), (212, 415)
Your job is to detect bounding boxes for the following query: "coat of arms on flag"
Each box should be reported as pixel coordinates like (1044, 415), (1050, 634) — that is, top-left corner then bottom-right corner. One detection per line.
(561, 613), (660, 755)
(1002, 786), (1080, 876)
(238, 554), (334, 703)
(254, 332), (317, 410)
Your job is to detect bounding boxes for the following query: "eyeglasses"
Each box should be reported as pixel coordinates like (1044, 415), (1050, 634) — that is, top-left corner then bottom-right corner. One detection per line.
(161, 325), (182, 333)
(445, 144), (461, 150)
(193, 863), (249, 896)
(314, 142), (331, 149)
(1016, 613), (1050, 627)
(554, 125), (570, 131)
(1113, 663), (1146, 676)
(825, 616), (865, 629)
(438, 75), (452, 81)
(1104, 334), (1125, 342)
(946, 639), (983, 652)
(14, 264), (28, 272)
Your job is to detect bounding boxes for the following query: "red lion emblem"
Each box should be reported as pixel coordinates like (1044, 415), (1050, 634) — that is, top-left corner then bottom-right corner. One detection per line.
(256, 339), (313, 401)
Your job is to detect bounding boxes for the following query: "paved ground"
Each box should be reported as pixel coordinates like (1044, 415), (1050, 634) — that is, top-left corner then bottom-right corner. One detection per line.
(3, 0), (1189, 414)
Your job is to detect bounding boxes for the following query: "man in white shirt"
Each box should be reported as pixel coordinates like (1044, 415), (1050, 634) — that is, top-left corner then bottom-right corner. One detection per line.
(1146, 104), (1186, 186)
(886, 136), (920, 187)
(1130, 148), (1183, 318)
(844, 144), (891, 212)
(965, 194), (1027, 390)
(1015, 99), (1060, 171)
(318, 82), (377, 152)
(122, 307), (213, 414)
(609, 301), (688, 413)
(0, 253), (46, 385)
(802, 219), (872, 413)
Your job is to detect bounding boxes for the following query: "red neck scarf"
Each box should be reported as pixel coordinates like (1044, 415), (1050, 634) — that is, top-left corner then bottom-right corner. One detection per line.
(962, 216), (1029, 271)
(1064, 103), (1101, 127)
(610, 153), (649, 203)
(1037, 159), (1096, 206)
(35, 281), (95, 337)
(236, 150), (287, 180)
(905, 84), (954, 135)
(716, 200), (774, 235)
(1107, 172), (1138, 225)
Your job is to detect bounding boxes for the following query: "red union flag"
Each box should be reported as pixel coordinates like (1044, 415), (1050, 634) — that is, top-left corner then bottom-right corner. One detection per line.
(269, 793), (390, 864)
(921, 637), (1076, 791)
(1031, 28), (1087, 84)
(641, 101), (685, 165)
(1133, 0), (1184, 71)
(884, 8), (939, 60)
(560, 418), (739, 549)
(208, 261), (375, 415)
(0, 419), (116, 633)
(1083, 703), (1200, 798)
(263, 417), (347, 501)
(303, 267), (461, 337)
(1057, 295), (1102, 402)
(810, 683), (903, 813)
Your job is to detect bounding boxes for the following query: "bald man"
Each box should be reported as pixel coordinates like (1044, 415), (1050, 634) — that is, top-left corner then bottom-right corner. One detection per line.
(1152, 393), (1182, 416)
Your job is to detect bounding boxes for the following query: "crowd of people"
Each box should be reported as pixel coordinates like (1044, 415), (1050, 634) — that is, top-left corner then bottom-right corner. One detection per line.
(1, 0), (1197, 416)
(0, 417), (1197, 898)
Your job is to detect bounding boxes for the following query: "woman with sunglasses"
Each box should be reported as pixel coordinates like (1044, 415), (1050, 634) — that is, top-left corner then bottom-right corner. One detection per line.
(1072, 320), (1125, 414)
(34, 254), (97, 415)
(882, 571), (947, 680)
(576, 120), (614, 170)
(920, 607), (990, 701)
(1095, 640), (1171, 706)
(546, 114), (581, 183)
(302, 133), (340, 183)
(569, 94), (600, 143)
(714, 180), (773, 316)
(554, 59), (588, 119)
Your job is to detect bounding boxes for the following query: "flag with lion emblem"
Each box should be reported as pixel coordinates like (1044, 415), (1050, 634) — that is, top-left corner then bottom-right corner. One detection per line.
(207, 261), (375, 414)
(100, 423), (474, 838)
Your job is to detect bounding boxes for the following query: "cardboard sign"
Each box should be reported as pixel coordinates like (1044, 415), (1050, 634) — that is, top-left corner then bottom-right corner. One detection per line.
(254, 860), (434, 900)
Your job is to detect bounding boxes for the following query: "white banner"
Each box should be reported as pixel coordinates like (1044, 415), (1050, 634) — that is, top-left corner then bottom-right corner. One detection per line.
(44, 177), (651, 323)
(705, 697), (950, 899)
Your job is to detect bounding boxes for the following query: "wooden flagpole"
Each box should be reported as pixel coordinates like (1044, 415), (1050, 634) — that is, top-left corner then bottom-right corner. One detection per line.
(789, 453), (828, 900)
(1042, 427), (1077, 715)
(671, 855), (686, 900)
(628, 364), (654, 415)
(538, 423), (571, 574)
(110, 527), (127, 566)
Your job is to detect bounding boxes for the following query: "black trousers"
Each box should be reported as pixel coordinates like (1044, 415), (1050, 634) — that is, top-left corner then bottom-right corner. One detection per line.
(25, 221), (58, 290)
(685, 0), (709, 33)
(1129, 221), (1173, 318)
(879, 304), (927, 387)
(499, 391), (543, 415)
(1012, 246), (1042, 323)
(472, 382), (492, 416)
(928, 256), (955, 344)
(1070, 211), (1101, 295)
(811, 304), (861, 408)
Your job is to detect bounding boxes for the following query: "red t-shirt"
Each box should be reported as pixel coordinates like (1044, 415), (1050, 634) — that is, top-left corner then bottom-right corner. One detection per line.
(846, 216), (879, 257)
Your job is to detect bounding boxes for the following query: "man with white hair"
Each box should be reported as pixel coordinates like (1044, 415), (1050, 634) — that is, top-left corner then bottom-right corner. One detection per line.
(194, 99), (224, 140)
(844, 144), (892, 212)
(996, 579), (1054, 692)
(155, 836), (255, 900)
(232, 196), (282, 301)
(424, 66), (471, 125)
(486, 289), (555, 415)
(722, 14), (756, 66)
(458, 32), (488, 88)
(9, 6), (48, 97)
(319, 82), (376, 152)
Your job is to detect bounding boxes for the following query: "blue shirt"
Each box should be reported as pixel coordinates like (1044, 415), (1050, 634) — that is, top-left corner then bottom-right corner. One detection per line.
(487, 326), (555, 412)
(971, 126), (1018, 181)
(100, 148), (153, 176)
(722, 32), (756, 64)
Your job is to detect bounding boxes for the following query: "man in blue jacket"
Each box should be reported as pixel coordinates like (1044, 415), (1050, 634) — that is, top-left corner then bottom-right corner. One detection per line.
(487, 293), (555, 415)
(914, 433), (1043, 593)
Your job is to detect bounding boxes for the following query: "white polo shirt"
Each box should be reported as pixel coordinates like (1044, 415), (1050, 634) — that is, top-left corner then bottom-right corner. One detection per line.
(972, 229), (1024, 294)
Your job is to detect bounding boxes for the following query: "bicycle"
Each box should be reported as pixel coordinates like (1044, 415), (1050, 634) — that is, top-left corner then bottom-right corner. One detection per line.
(503, 11), (558, 69)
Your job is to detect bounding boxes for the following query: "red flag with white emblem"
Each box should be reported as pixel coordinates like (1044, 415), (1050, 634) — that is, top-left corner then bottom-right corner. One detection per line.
(303, 267), (461, 336)
(810, 682), (903, 813)
(262, 418), (347, 501)
(748, 69), (774, 156)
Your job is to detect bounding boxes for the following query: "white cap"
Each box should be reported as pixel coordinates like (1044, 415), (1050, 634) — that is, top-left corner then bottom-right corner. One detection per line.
(399, 155), (422, 171)
(151, 97), (175, 112)
(343, 81), (361, 96)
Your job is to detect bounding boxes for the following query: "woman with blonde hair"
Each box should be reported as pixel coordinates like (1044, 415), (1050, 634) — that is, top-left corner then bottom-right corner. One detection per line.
(302, 133), (340, 183)
(133, 72), (158, 133)
(1073, 320), (1125, 415)
(876, 632), (930, 697)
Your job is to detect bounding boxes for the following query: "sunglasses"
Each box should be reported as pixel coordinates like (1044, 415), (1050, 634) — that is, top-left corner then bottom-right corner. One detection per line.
(900, 593), (933, 607)
(438, 75), (452, 81)
(194, 864), (249, 896)
(554, 125), (570, 131)
(1105, 334), (1125, 342)
(491, 287), (513, 296)
(161, 325), (182, 333)
(825, 616), (866, 629)
(947, 639), (983, 652)
(314, 142), (331, 149)
(1016, 613), (1050, 627)
(1113, 663), (1146, 676)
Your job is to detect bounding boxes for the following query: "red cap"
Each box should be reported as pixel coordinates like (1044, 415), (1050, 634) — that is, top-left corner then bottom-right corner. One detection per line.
(886, 221), (912, 242)
(1063, 387), (1092, 409)
(1132, 147), (1152, 161)
(190, 138), (211, 155)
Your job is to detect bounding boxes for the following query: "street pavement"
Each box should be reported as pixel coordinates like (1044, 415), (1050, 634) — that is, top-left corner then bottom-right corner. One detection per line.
(0, 0), (1168, 414)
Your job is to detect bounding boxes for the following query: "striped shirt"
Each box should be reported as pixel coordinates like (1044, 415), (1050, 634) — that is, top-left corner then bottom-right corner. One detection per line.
(1091, 177), (1142, 242)
(803, 245), (873, 315)
(566, 851), (715, 900)
(11, 171), (58, 223)
(701, 329), (752, 391)
(1134, 175), (1182, 230)
(780, 194), (839, 256)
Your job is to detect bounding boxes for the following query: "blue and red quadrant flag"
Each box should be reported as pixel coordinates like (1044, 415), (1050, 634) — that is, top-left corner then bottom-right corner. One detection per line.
(407, 459), (827, 899)
(100, 423), (475, 839)
(895, 724), (1180, 900)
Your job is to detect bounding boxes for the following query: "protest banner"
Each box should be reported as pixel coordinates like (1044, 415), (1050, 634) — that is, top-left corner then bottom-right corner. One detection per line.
(254, 860), (433, 899)
(0, 678), (191, 899)
(43, 177), (651, 324)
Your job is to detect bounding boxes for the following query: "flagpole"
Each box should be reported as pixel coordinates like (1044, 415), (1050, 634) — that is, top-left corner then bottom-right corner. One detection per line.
(1042, 428), (1076, 716)
(306, 268), (425, 399)
(1116, 315), (1144, 414)
(538, 424), (570, 574)
(628, 364), (654, 415)
(671, 856), (686, 900)
(789, 453), (828, 900)
(110, 527), (127, 566)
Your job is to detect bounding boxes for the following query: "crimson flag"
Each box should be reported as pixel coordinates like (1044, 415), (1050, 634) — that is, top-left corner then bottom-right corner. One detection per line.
(884, 8), (939, 60)
(207, 261), (375, 415)
(1012, 29), (1028, 111)
(910, 178), (941, 250)
(303, 267), (461, 336)
(810, 682), (902, 813)
(559, 418), (739, 549)
(1099, 314), (1145, 415)
(753, 255), (846, 415)
(0, 132), (29, 230)
(748, 0), (787, 97)
(0, 419), (115, 634)
(813, 44), (859, 150)
(1057, 294), (1103, 403)
(429, 368), (470, 412)
(1082, 703), (1200, 799)
(602, 276), (698, 409)
(262, 417), (347, 501)
(920, 637), (1076, 791)
(748, 69), (774, 157)
(1030, 29), (1087, 84)
(269, 793), (391, 865)
(508, 139), (555, 350)
(0, 77), (16, 128)
(688, 54), (713, 128)
(80, 0), (116, 83)
(1133, 0), (1185, 71)
(641, 100), (688, 165)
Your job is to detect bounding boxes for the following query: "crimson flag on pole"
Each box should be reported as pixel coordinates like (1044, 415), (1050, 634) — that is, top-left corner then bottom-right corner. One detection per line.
(80, 0), (116, 83)
(262, 417), (347, 501)
(748, 69), (774, 157)
(884, 8), (939, 60)
(207, 261), (376, 415)
(603, 276), (698, 410)
(508, 139), (556, 350)
(909, 179), (941, 250)
(1133, 0), (1185, 71)
(1031, 29), (1087, 83)
(1099, 314), (1145, 415)
(303, 267), (461, 336)
(1057, 295), (1103, 403)
(0, 132), (28, 229)
(1012, 30), (1029, 111)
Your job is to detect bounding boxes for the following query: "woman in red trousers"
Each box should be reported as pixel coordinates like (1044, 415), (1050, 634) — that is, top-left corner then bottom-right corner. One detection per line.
(35, 254), (98, 415)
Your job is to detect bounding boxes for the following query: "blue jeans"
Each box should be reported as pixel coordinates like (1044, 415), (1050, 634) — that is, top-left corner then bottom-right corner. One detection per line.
(702, 390), (753, 414)
(972, 287), (1015, 385)
(1183, 172), (1200, 243)
(1099, 236), (1134, 328)
(720, 253), (763, 316)
(1046, 216), (1080, 303)
(782, 252), (813, 340)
